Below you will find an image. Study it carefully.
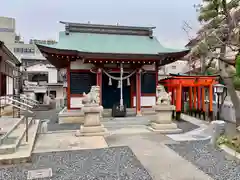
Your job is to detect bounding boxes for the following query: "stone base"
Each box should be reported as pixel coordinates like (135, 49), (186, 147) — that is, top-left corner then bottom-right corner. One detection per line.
(148, 122), (182, 134)
(75, 125), (108, 136)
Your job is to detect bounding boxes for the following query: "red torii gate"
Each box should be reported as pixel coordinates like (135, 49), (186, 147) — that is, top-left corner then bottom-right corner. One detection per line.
(159, 75), (217, 121)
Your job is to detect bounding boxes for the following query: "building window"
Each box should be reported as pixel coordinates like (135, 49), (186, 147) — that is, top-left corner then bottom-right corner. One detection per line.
(13, 48), (35, 54)
(49, 91), (56, 98)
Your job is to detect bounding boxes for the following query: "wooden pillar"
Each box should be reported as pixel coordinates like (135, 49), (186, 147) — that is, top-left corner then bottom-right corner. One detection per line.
(202, 87), (206, 120)
(0, 71), (1, 117)
(155, 63), (158, 87)
(171, 88), (175, 118)
(181, 87), (185, 112)
(171, 88), (175, 105)
(189, 87), (192, 115)
(208, 84), (213, 121)
(155, 64), (158, 102)
(176, 85), (182, 120)
(136, 69), (141, 116)
(197, 86), (201, 118)
(193, 87), (197, 117)
(67, 65), (71, 109)
(96, 68), (102, 105)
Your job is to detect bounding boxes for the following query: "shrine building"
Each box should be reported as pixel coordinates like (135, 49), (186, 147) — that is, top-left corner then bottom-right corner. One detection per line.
(37, 22), (189, 116)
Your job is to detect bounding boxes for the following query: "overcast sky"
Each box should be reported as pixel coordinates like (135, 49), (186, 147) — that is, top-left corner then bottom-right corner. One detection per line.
(1, 0), (201, 49)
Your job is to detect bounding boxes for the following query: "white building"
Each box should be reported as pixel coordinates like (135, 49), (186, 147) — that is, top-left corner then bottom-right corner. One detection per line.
(158, 60), (189, 80)
(23, 62), (65, 105)
(0, 16), (65, 105)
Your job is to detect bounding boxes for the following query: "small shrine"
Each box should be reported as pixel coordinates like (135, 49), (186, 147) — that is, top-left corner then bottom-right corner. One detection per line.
(37, 22), (189, 118)
(159, 74), (218, 120)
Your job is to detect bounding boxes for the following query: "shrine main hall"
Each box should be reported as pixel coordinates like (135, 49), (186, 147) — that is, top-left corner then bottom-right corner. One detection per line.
(37, 21), (188, 116)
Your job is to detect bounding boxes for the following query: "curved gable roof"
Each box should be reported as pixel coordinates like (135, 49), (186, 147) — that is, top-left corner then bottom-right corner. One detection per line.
(39, 31), (188, 55)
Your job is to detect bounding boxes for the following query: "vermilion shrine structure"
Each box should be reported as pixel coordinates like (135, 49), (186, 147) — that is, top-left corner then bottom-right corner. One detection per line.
(37, 22), (189, 116)
(159, 75), (217, 120)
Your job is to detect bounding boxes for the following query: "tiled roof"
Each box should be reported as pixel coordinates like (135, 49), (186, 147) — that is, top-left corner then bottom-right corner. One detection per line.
(40, 31), (188, 55)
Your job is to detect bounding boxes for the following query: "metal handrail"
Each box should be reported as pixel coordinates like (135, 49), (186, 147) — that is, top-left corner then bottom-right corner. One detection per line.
(20, 95), (39, 104)
(0, 102), (33, 143)
(0, 94), (39, 105)
(2, 95), (36, 106)
(2, 97), (33, 109)
(18, 96), (38, 106)
(9, 103), (33, 114)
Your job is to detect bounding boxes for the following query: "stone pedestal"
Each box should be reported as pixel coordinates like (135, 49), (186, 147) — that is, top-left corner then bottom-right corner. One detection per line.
(209, 120), (226, 145)
(148, 105), (182, 134)
(76, 104), (107, 136)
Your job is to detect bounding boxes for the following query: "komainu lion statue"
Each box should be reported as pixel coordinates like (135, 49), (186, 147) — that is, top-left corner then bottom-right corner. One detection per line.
(82, 86), (100, 105)
(156, 84), (172, 105)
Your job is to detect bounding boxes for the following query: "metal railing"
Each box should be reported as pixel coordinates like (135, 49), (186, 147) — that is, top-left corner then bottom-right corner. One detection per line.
(20, 95), (39, 105)
(0, 98), (34, 142)
(0, 95), (38, 118)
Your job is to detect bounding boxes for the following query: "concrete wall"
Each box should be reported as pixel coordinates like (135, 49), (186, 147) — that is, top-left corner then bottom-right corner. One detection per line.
(48, 86), (64, 99)
(48, 68), (58, 84)
(0, 17), (15, 45)
(8, 43), (45, 61)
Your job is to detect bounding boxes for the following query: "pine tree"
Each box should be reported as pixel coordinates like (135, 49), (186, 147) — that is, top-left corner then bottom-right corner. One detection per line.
(191, 0), (240, 127)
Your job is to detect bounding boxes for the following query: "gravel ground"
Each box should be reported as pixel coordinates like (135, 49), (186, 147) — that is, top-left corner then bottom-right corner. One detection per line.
(174, 119), (199, 133)
(167, 140), (240, 180)
(0, 146), (153, 180)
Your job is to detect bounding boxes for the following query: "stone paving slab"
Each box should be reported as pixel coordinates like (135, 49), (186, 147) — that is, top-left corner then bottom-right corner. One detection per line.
(0, 117), (22, 134)
(33, 131), (108, 153)
(105, 133), (213, 180)
(109, 126), (151, 135)
(0, 146), (153, 180)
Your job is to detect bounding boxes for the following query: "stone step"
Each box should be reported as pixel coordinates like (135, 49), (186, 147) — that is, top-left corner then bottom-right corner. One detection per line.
(0, 118), (33, 155)
(0, 116), (24, 145)
(102, 109), (156, 117)
(0, 120), (40, 165)
(33, 105), (51, 111)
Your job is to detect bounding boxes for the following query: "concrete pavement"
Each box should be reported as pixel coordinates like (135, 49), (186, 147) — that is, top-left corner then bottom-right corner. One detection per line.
(105, 133), (213, 180)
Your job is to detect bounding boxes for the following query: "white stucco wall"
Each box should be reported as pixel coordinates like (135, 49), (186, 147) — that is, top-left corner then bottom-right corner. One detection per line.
(133, 96), (156, 107)
(48, 86), (64, 99)
(70, 60), (94, 70)
(48, 68), (58, 84)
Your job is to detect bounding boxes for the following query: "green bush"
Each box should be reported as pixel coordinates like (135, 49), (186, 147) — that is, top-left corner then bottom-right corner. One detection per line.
(217, 135), (240, 153)
(233, 76), (240, 90)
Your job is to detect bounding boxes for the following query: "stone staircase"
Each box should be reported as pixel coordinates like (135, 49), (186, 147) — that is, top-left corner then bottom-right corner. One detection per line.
(103, 108), (156, 117)
(0, 116), (41, 165)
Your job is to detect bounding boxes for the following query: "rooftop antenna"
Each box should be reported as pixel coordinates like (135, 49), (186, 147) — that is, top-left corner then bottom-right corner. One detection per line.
(88, 21), (91, 24)
(116, 23), (119, 26)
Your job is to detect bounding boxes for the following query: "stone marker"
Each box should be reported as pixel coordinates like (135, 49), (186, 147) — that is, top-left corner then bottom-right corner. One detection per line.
(209, 120), (226, 145)
(40, 119), (49, 133)
(27, 168), (52, 179)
